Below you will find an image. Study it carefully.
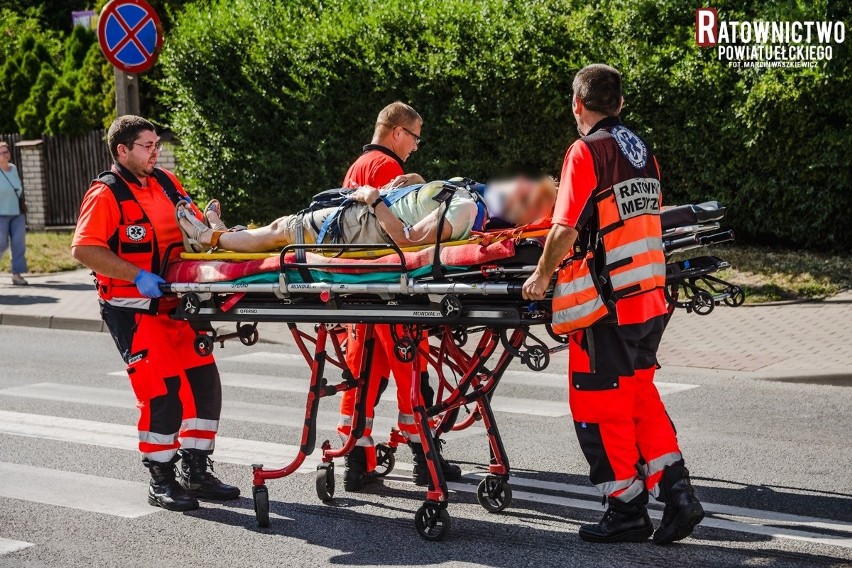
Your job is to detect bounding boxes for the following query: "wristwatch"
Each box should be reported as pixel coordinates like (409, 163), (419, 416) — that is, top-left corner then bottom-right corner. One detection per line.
(369, 196), (384, 209)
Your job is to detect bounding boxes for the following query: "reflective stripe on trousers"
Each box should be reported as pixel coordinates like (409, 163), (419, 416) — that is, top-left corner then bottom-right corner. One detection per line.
(644, 451), (682, 498)
(337, 414), (375, 447)
(182, 418), (219, 432)
(106, 297), (152, 311)
(178, 436), (215, 451)
(597, 477), (646, 503)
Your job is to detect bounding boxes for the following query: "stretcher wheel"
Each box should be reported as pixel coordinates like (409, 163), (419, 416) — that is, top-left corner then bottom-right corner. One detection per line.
(725, 287), (746, 307)
(451, 327), (468, 347)
(374, 443), (395, 477)
(315, 463), (335, 502)
(414, 503), (451, 541)
(194, 334), (214, 357)
(523, 345), (549, 371)
(440, 295), (462, 320)
(476, 475), (512, 513)
(238, 323), (259, 346)
(394, 337), (416, 363)
(691, 290), (715, 315)
(182, 292), (202, 315)
(252, 485), (270, 528)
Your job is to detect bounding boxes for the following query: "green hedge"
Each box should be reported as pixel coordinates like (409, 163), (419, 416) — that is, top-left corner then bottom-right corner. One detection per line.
(160, 0), (852, 251)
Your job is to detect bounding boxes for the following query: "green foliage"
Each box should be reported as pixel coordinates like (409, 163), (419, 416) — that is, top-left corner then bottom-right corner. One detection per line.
(15, 64), (57, 137)
(159, 0), (851, 251)
(0, 8), (63, 68)
(46, 42), (114, 136)
(0, 48), (47, 131)
(1, 7), (113, 137)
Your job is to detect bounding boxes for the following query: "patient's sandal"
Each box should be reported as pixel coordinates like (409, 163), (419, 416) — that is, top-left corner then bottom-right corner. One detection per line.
(204, 199), (228, 231)
(175, 202), (213, 253)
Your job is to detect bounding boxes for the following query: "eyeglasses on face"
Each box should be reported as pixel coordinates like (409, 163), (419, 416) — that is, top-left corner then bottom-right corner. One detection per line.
(130, 140), (163, 154)
(399, 126), (423, 147)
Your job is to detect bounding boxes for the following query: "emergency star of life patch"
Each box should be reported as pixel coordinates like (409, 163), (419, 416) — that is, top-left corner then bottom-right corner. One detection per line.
(613, 178), (661, 220)
(126, 225), (147, 241)
(611, 126), (648, 169)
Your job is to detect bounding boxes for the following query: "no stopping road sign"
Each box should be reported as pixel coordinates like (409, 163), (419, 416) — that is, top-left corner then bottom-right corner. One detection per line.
(98, 0), (162, 74)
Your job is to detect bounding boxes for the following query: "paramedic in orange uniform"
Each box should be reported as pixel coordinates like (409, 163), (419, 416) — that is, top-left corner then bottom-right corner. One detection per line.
(71, 116), (240, 511)
(338, 102), (462, 491)
(522, 65), (704, 544)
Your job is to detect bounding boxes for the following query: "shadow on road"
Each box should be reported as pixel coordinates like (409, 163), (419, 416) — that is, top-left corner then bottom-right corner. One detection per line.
(180, 481), (851, 568)
(0, 295), (59, 306)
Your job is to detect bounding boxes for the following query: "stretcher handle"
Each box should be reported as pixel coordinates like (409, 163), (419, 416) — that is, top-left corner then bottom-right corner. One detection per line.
(279, 243), (408, 278)
(158, 242), (186, 280)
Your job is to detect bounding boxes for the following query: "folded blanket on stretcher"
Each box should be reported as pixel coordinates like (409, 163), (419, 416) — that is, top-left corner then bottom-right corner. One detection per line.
(164, 239), (517, 284)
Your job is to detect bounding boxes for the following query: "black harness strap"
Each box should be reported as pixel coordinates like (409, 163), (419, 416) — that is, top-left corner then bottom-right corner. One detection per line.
(150, 168), (183, 206)
(430, 183), (459, 281)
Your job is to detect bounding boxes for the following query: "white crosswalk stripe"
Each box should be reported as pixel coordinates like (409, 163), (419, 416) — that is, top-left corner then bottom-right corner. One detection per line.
(373, 472), (852, 550)
(0, 382), (479, 441)
(211, 351), (700, 418)
(0, 462), (154, 518)
(0, 537), (34, 557)
(0, 348), (709, 541)
(0, 410), (321, 471)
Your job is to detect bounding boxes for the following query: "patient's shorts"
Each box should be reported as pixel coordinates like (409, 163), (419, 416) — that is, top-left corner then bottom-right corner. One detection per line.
(282, 205), (393, 245)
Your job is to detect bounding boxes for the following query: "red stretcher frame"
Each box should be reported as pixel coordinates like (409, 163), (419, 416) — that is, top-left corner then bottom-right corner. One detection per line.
(247, 319), (543, 541)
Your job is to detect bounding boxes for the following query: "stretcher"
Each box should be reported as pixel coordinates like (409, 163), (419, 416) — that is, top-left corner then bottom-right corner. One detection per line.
(159, 200), (742, 541)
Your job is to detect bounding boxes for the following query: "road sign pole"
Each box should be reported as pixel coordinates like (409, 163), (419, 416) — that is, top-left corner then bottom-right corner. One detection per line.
(114, 68), (140, 116)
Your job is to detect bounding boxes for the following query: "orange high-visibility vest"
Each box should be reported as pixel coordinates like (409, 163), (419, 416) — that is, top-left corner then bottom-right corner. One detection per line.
(551, 122), (666, 335)
(94, 168), (182, 314)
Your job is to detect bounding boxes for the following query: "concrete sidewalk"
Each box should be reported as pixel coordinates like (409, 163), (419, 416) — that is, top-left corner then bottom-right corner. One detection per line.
(1, 269), (850, 377)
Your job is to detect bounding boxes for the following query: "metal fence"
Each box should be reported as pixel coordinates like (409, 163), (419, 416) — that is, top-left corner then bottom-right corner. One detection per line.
(43, 130), (111, 226)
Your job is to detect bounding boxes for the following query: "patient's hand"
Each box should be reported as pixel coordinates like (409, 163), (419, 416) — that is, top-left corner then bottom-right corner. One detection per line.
(349, 186), (381, 205)
(386, 173), (426, 189)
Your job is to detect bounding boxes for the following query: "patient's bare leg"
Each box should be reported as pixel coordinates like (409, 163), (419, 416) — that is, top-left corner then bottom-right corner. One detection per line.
(177, 205), (297, 252)
(210, 214), (295, 252)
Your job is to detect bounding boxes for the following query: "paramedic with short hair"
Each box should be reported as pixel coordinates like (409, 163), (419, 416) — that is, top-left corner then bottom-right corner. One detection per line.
(71, 115), (240, 511)
(522, 64), (704, 545)
(337, 101), (463, 491)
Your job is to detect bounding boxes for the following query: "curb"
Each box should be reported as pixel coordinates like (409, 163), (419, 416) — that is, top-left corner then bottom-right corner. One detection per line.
(0, 312), (287, 345)
(0, 312), (105, 333)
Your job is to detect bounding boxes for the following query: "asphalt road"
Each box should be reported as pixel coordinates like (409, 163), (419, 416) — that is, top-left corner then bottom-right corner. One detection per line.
(0, 325), (850, 568)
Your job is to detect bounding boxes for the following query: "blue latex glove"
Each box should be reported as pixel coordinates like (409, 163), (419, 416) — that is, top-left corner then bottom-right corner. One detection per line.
(134, 270), (165, 298)
(179, 195), (192, 205)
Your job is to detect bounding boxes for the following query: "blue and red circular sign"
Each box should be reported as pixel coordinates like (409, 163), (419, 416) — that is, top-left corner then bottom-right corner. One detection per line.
(98, 0), (162, 74)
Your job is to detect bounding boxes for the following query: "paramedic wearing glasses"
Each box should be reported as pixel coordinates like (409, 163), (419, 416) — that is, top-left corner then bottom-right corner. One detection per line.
(71, 116), (240, 512)
(339, 101), (463, 491)
(522, 65), (704, 545)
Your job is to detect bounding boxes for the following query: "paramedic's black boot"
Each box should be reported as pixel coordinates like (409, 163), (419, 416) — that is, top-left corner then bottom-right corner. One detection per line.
(410, 439), (462, 487)
(579, 491), (653, 543)
(343, 446), (377, 492)
(177, 449), (241, 500)
(653, 460), (705, 545)
(145, 456), (199, 511)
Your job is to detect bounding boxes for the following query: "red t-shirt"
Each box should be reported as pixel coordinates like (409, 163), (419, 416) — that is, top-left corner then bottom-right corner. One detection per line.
(554, 140), (667, 325)
(342, 147), (404, 188)
(73, 166), (201, 269)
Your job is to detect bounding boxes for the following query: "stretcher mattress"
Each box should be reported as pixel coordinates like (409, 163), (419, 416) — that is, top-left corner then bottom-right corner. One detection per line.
(164, 239), (518, 284)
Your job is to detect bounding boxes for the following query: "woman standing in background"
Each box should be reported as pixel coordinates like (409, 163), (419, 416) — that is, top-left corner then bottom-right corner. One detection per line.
(0, 141), (28, 285)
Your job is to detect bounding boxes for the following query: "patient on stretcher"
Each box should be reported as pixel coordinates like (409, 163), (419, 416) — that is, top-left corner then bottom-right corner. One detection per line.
(176, 176), (555, 253)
